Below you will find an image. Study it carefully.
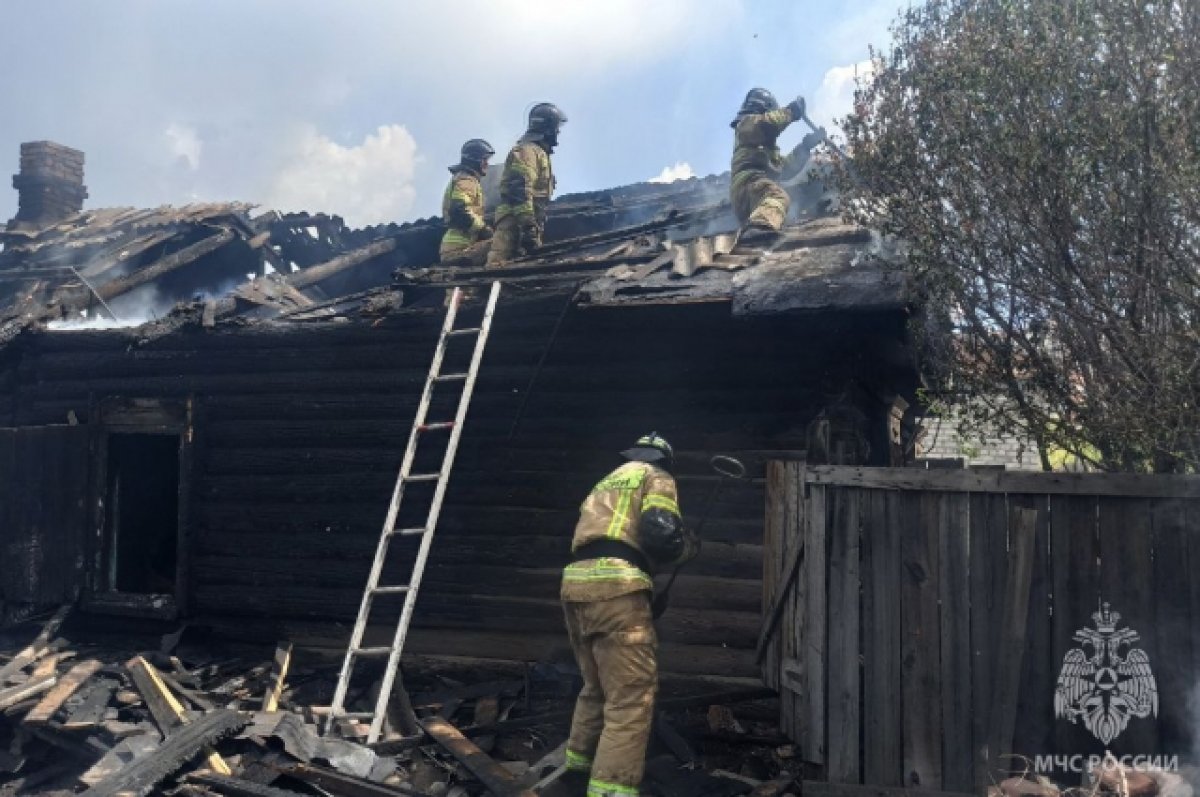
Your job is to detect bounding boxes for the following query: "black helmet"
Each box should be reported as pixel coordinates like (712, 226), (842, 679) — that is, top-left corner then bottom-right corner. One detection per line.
(455, 138), (495, 174)
(621, 432), (675, 471)
(731, 87), (778, 126)
(527, 102), (567, 149)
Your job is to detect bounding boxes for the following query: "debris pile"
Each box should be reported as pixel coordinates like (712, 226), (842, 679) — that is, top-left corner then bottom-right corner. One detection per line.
(991, 757), (1196, 797)
(0, 609), (795, 796)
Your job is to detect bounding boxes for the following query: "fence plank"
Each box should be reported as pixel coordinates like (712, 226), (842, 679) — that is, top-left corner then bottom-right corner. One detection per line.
(1050, 494), (1101, 761)
(798, 482), (827, 767)
(986, 506), (1037, 767)
(901, 491), (942, 788)
(1150, 499), (1194, 752)
(1099, 497), (1159, 755)
(970, 492), (1008, 792)
(864, 489), (902, 786)
(804, 466), (1200, 498)
(938, 493), (972, 792)
(781, 461), (806, 741)
(828, 488), (862, 784)
(762, 462), (785, 691)
(1015, 496), (1054, 762)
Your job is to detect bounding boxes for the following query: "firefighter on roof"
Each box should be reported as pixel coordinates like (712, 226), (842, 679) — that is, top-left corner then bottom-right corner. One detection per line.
(438, 138), (496, 266)
(486, 102), (566, 267)
(559, 433), (698, 797)
(730, 88), (826, 238)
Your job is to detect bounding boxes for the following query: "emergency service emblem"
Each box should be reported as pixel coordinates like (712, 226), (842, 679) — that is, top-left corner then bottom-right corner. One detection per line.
(1054, 603), (1158, 744)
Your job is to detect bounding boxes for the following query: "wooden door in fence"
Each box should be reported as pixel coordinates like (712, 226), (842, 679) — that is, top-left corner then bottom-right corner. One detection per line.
(761, 463), (1200, 793)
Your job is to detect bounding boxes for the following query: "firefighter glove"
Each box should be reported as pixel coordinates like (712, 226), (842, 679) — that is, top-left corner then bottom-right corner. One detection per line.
(786, 96), (806, 119)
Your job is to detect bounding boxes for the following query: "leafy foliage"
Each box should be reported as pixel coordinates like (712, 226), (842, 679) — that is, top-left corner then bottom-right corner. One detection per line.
(840, 0), (1200, 471)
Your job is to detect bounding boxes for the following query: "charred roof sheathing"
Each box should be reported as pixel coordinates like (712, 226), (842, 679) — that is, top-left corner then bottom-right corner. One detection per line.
(0, 168), (907, 344)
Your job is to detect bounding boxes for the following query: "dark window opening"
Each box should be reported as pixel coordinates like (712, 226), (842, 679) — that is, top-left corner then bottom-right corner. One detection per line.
(103, 433), (180, 595)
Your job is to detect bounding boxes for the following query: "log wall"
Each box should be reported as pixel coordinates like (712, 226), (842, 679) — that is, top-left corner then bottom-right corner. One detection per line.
(0, 290), (912, 678)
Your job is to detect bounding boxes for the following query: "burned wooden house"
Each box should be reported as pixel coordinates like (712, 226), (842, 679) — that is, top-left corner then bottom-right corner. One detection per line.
(0, 142), (917, 688)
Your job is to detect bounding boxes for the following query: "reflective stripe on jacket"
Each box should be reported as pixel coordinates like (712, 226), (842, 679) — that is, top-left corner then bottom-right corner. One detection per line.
(730, 107), (796, 189)
(440, 170), (486, 253)
(495, 137), (554, 226)
(561, 460), (687, 603)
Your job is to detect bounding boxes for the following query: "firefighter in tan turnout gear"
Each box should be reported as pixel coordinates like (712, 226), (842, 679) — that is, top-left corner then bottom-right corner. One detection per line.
(730, 87), (826, 239)
(438, 138), (496, 266)
(559, 434), (698, 797)
(486, 102), (566, 267)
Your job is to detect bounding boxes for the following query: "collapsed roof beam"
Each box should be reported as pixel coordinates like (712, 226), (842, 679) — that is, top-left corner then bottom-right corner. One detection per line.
(95, 228), (237, 301)
(286, 237), (398, 290)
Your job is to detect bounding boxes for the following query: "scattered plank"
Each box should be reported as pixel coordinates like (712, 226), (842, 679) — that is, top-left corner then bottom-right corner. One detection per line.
(0, 673), (57, 710)
(0, 605), (71, 684)
(126, 655), (232, 775)
(420, 716), (538, 797)
(25, 659), (102, 725)
(288, 762), (433, 796)
(81, 709), (248, 797)
(287, 237), (398, 290)
(654, 711), (699, 765)
(261, 642), (293, 712)
(80, 734), (161, 787)
(62, 677), (119, 729)
(186, 770), (307, 797)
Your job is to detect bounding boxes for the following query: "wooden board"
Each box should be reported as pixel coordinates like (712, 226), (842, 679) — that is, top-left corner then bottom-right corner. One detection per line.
(1014, 496), (1053, 760)
(863, 489), (902, 786)
(985, 506), (1037, 767)
(1049, 494), (1101, 760)
(796, 483), (826, 765)
(969, 492), (1007, 792)
(24, 659), (102, 725)
(421, 715), (537, 797)
(900, 491), (942, 788)
(1150, 499), (1193, 751)
(826, 487), (862, 783)
(937, 492), (971, 792)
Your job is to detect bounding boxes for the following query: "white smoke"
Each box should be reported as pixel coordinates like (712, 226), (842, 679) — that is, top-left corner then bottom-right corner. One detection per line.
(812, 59), (876, 133)
(164, 123), (202, 171)
(648, 162), (696, 184)
(265, 124), (420, 227)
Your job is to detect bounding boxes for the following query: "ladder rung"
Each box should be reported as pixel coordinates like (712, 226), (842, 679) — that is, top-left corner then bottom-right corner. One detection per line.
(390, 526), (427, 537)
(352, 647), (394, 658)
(446, 327), (481, 337)
(433, 373), (468, 382)
(418, 421), (455, 432)
(371, 585), (411, 596)
(337, 712), (375, 720)
(404, 473), (440, 482)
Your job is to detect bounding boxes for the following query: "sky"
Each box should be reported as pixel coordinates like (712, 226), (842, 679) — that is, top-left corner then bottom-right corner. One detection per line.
(0, 0), (903, 228)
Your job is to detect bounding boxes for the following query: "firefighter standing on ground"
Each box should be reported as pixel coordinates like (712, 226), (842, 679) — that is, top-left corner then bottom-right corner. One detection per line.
(486, 102), (567, 266)
(730, 88), (826, 236)
(559, 434), (698, 797)
(438, 138), (496, 266)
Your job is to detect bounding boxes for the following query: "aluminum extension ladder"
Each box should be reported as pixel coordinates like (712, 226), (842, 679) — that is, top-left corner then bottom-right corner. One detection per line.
(327, 282), (502, 742)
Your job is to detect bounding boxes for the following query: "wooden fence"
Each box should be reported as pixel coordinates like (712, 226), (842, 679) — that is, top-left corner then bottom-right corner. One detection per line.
(761, 463), (1200, 794)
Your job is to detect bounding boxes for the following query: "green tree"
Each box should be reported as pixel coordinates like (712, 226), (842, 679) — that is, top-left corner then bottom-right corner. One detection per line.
(840, 0), (1200, 472)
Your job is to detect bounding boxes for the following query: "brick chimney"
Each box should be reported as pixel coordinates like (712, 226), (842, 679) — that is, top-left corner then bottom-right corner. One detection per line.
(9, 141), (88, 229)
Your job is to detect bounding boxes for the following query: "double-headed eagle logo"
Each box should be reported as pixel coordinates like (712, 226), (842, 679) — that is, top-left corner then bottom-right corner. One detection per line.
(1054, 603), (1158, 744)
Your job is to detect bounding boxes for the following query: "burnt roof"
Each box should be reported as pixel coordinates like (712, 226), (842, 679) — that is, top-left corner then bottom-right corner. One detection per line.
(0, 168), (907, 344)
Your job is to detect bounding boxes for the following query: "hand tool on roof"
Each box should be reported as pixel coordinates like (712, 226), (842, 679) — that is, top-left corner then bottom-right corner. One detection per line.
(652, 455), (747, 619)
(327, 281), (502, 744)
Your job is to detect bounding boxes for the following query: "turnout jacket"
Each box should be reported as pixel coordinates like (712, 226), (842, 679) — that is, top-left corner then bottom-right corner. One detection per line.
(561, 461), (696, 603)
(495, 136), (554, 230)
(439, 168), (487, 255)
(730, 107), (799, 189)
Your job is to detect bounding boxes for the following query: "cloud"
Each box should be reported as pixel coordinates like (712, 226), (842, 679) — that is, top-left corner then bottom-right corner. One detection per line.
(266, 124), (420, 227)
(812, 59), (876, 132)
(649, 162), (696, 184)
(164, 123), (202, 171)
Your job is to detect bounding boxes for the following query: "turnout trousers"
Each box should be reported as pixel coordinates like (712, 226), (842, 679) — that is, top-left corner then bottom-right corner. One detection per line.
(731, 171), (790, 231)
(562, 591), (658, 796)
